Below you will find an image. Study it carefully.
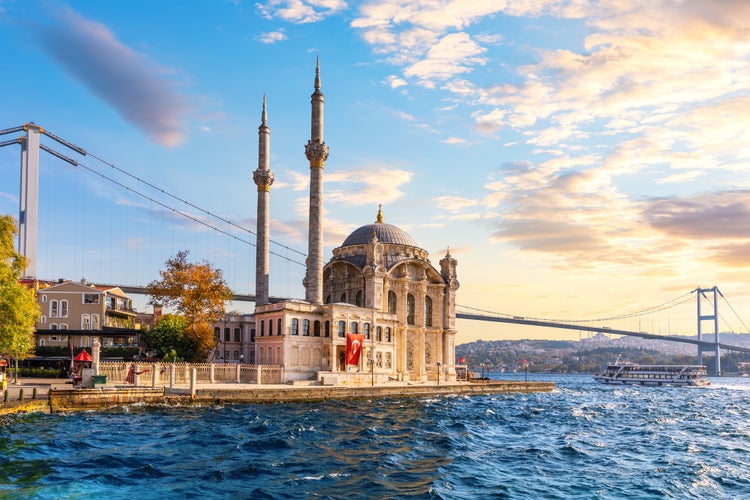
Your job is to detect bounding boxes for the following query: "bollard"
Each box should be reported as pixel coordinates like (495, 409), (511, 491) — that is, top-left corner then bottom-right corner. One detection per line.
(32, 388), (37, 400)
(18, 388), (24, 401)
(190, 368), (197, 397)
(3, 389), (7, 403)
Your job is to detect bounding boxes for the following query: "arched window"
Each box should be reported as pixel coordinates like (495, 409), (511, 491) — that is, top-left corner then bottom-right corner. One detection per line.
(91, 314), (100, 330)
(314, 320), (321, 337)
(338, 320), (346, 337)
(50, 300), (58, 318)
(387, 291), (397, 314)
(60, 300), (68, 318)
(81, 315), (90, 330)
(269, 319), (274, 336)
(424, 296), (433, 327)
(326, 294), (331, 304)
(340, 293), (347, 303)
(385, 327), (392, 342)
(376, 326), (382, 342)
(351, 322), (358, 334)
(324, 321), (330, 337)
(355, 290), (362, 307)
(260, 321), (265, 337)
(363, 323), (370, 339)
(291, 318), (299, 335)
(407, 293), (415, 325)
(303, 319), (310, 336)
(277, 318), (282, 336)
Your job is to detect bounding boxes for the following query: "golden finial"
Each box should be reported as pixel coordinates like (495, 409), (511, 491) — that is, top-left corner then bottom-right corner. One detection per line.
(376, 204), (383, 223)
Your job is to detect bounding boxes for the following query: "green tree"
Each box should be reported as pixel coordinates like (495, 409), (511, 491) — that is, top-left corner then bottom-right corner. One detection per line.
(142, 314), (195, 361)
(0, 215), (40, 380)
(147, 251), (232, 361)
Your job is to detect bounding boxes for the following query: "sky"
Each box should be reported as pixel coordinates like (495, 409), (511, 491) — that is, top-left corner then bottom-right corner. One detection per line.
(1, 0), (750, 343)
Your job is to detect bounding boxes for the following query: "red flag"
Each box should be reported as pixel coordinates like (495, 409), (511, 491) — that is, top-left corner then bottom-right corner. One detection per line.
(346, 333), (364, 366)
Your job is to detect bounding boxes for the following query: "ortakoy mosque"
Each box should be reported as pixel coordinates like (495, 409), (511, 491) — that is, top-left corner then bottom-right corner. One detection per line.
(251, 62), (460, 384)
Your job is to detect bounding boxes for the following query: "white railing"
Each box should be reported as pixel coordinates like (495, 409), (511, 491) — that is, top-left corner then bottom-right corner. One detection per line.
(98, 362), (283, 386)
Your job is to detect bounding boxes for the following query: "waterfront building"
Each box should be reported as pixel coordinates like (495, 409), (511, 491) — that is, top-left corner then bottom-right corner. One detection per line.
(33, 279), (139, 349)
(212, 313), (256, 364)
(253, 63), (460, 383)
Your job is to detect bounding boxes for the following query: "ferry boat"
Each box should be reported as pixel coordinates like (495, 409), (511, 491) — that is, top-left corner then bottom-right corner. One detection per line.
(593, 360), (710, 387)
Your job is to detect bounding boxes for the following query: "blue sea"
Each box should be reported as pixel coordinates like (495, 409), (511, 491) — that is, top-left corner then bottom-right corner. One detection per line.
(2, 374), (750, 499)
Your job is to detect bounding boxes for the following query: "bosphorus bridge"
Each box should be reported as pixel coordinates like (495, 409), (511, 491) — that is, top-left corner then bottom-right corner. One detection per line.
(3, 123), (749, 374)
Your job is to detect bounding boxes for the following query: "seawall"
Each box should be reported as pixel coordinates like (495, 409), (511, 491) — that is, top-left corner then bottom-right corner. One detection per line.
(48, 380), (555, 412)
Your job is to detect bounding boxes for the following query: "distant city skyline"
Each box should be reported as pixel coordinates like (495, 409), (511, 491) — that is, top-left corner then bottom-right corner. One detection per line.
(1, 1), (749, 342)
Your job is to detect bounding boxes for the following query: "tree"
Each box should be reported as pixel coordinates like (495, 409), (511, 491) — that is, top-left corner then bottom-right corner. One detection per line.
(147, 251), (232, 361)
(0, 215), (40, 380)
(142, 314), (194, 362)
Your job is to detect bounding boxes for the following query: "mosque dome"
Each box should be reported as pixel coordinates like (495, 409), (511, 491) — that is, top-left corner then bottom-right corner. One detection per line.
(340, 206), (419, 248)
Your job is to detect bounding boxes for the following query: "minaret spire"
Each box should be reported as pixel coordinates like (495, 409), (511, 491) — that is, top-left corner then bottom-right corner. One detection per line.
(304, 59), (329, 304)
(253, 95), (274, 305)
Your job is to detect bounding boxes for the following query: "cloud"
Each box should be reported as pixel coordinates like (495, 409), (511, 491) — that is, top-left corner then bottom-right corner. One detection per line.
(442, 137), (468, 145)
(404, 32), (487, 84)
(257, 29), (287, 44)
(32, 6), (189, 147)
(325, 166), (412, 206)
(257, 0), (348, 23)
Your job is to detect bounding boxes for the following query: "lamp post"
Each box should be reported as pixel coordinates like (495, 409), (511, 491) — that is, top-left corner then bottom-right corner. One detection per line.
(369, 356), (374, 387)
(436, 362), (442, 385)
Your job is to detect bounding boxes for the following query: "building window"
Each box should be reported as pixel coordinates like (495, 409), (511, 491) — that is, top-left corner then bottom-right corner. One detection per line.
(92, 314), (100, 330)
(303, 319), (310, 336)
(50, 300), (58, 318)
(60, 300), (68, 318)
(324, 321), (330, 338)
(326, 294), (331, 304)
(385, 352), (392, 368)
(214, 327), (221, 339)
(41, 294), (48, 303)
(376, 352), (383, 368)
(351, 322), (358, 334)
(40, 315), (47, 324)
(224, 350), (230, 360)
(291, 318), (299, 335)
(224, 327), (231, 342)
(376, 326), (382, 342)
(407, 294), (415, 325)
(260, 321), (265, 337)
(82, 315), (90, 330)
(355, 290), (362, 307)
(60, 324), (68, 330)
(340, 293), (346, 303)
(251, 328), (256, 342)
(364, 323), (370, 340)
(425, 296), (433, 327)
(314, 320), (321, 337)
(277, 318), (282, 336)
(269, 319), (274, 336)
(385, 327), (391, 342)
(388, 291), (397, 314)
(337, 320), (345, 338)
(83, 293), (99, 304)
(50, 324), (58, 330)
(234, 328), (241, 342)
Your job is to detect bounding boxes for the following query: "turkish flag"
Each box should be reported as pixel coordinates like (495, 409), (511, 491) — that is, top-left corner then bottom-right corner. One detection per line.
(346, 333), (365, 366)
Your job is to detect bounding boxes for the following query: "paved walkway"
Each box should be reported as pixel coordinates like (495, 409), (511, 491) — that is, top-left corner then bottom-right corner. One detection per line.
(2, 377), (70, 401)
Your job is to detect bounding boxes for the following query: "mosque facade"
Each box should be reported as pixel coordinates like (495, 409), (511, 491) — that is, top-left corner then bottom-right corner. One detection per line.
(252, 62), (460, 383)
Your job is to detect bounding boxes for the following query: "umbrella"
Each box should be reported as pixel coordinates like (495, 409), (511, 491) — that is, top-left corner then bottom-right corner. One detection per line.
(74, 349), (93, 362)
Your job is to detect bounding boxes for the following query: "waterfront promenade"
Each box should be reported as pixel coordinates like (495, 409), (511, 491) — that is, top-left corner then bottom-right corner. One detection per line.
(1, 376), (555, 414)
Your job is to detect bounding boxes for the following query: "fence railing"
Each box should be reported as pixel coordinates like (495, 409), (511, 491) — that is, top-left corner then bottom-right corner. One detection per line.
(98, 362), (283, 386)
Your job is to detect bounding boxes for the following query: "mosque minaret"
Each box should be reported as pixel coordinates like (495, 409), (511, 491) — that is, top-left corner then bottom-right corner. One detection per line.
(303, 58), (329, 304)
(253, 95), (274, 305)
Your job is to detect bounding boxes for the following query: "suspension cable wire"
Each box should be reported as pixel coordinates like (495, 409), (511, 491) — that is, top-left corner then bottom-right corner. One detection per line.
(73, 157), (306, 267)
(457, 291), (695, 325)
(84, 150), (307, 258)
(700, 290), (749, 335)
(721, 295), (750, 333)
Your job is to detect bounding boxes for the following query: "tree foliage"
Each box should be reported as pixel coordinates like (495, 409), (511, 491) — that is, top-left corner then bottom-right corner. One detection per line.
(147, 251), (232, 361)
(142, 314), (195, 362)
(0, 215), (39, 361)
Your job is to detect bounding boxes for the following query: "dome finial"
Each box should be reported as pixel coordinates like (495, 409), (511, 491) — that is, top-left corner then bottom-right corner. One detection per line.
(376, 204), (383, 223)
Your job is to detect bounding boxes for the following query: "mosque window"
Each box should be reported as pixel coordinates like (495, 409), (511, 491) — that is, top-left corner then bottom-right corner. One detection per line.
(385, 327), (392, 342)
(356, 290), (362, 306)
(303, 319), (310, 336)
(338, 321), (345, 337)
(351, 322), (358, 334)
(388, 291), (397, 314)
(314, 320), (321, 337)
(425, 296), (433, 327)
(376, 326), (382, 341)
(385, 352), (392, 368)
(277, 318), (282, 336)
(407, 294), (416, 325)
(326, 295), (331, 304)
(291, 318), (299, 335)
(269, 319), (274, 336)
(260, 321), (265, 337)
(364, 323), (370, 339)
(340, 293), (347, 303)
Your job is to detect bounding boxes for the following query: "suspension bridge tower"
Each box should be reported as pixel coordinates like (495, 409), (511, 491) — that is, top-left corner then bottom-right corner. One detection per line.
(696, 286), (721, 375)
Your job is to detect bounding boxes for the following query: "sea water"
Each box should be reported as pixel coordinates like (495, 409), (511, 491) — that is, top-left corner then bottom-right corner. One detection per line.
(2, 374), (750, 499)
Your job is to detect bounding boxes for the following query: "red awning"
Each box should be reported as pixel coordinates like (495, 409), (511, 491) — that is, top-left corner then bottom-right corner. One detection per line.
(74, 349), (93, 362)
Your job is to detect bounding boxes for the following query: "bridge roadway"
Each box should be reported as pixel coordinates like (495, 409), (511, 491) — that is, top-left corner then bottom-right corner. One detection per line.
(456, 313), (750, 354)
(116, 285), (750, 354)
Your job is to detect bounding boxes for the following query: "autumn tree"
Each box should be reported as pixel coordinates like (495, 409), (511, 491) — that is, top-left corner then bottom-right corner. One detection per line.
(147, 251), (232, 361)
(0, 215), (40, 378)
(142, 314), (195, 362)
